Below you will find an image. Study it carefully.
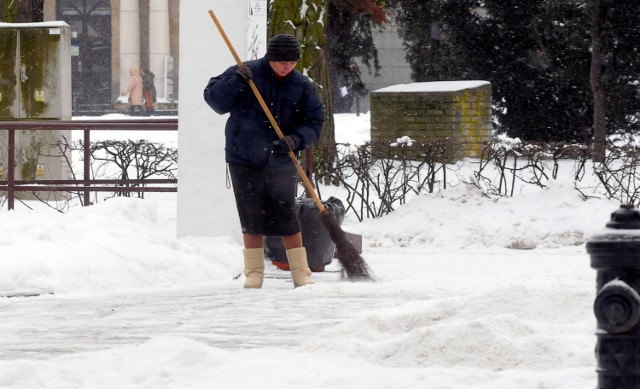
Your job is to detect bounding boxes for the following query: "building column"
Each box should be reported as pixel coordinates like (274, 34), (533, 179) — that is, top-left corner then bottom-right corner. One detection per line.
(119, 0), (140, 93)
(149, 0), (171, 100)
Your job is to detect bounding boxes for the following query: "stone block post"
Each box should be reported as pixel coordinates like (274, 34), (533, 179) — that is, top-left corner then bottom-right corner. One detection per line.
(370, 81), (492, 161)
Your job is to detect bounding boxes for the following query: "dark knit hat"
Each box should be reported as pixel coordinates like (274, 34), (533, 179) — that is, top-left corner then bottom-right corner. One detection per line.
(266, 34), (301, 62)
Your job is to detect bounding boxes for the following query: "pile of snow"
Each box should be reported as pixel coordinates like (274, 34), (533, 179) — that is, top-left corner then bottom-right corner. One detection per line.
(0, 197), (240, 294)
(354, 180), (615, 249)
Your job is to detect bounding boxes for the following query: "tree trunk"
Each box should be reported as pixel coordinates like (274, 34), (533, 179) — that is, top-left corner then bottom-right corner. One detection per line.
(590, 0), (606, 162)
(268, 0), (336, 183)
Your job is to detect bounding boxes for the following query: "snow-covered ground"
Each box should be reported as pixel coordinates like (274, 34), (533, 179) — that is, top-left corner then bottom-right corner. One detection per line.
(0, 113), (619, 388)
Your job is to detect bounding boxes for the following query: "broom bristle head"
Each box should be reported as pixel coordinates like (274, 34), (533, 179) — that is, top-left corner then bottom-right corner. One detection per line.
(321, 211), (374, 281)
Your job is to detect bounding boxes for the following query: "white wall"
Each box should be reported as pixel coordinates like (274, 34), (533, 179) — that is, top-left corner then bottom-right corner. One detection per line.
(177, 0), (266, 239)
(354, 23), (412, 114)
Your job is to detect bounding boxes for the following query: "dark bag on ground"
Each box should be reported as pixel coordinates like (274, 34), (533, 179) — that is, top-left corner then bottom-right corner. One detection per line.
(265, 196), (345, 271)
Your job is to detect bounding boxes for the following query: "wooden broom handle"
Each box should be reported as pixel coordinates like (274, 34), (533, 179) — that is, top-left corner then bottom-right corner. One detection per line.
(208, 9), (326, 213)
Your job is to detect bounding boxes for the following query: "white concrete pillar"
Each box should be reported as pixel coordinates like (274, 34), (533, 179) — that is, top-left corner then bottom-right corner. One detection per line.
(149, 0), (171, 100)
(119, 0), (140, 92)
(177, 0), (266, 239)
(247, 0), (267, 60)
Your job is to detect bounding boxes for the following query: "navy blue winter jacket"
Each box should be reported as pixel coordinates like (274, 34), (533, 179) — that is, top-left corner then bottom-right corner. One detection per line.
(203, 57), (324, 169)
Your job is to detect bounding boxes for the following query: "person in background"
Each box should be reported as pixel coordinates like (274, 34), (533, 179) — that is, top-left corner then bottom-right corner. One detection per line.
(142, 68), (157, 116)
(203, 34), (325, 289)
(122, 66), (143, 116)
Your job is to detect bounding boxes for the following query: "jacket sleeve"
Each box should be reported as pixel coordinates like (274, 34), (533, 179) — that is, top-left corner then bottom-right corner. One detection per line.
(291, 81), (325, 150)
(203, 65), (247, 115)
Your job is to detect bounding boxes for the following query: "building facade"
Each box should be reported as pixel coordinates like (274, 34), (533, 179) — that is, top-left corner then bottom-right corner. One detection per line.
(42, 0), (179, 114)
(37, 1), (413, 117)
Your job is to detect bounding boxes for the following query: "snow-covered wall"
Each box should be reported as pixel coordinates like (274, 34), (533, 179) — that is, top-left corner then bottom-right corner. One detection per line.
(177, 0), (266, 239)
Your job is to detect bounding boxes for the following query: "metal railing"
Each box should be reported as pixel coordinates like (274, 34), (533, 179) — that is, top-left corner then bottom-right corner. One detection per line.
(0, 119), (178, 210)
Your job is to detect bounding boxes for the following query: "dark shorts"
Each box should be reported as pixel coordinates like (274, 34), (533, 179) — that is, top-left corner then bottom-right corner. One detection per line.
(228, 163), (300, 236)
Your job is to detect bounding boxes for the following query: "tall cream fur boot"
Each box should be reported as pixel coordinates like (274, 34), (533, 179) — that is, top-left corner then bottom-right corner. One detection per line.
(243, 248), (265, 289)
(286, 247), (313, 288)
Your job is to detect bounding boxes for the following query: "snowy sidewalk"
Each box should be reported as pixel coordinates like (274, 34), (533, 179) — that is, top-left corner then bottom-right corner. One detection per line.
(0, 248), (597, 388)
(0, 270), (408, 359)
